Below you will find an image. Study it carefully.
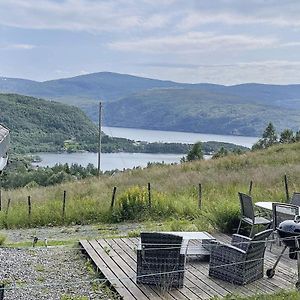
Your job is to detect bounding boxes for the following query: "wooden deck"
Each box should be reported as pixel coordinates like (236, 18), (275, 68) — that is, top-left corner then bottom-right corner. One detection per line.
(80, 234), (298, 299)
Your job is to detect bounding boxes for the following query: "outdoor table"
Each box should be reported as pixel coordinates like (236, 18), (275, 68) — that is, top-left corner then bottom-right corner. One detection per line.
(161, 231), (216, 256)
(138, 231), (216, 256)
(255, 201), (273, 211)
(255, 201), (299, 216)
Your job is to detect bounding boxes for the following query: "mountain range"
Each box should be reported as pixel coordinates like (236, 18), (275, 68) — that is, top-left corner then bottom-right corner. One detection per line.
(1, 72), (300, 136)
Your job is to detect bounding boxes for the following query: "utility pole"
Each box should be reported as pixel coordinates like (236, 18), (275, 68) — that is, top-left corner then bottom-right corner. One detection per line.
(97, 101), (102, 177)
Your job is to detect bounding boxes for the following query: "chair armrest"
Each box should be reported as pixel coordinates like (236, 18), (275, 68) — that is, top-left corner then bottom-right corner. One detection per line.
(137, 239), (142, 250)
(231, 234), (251, 251)
(211, 244), (246, 256)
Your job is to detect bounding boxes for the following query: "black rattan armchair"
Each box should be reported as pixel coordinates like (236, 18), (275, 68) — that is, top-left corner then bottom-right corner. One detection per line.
(209, 229), (273, 285)
(137, 232), (185, 289)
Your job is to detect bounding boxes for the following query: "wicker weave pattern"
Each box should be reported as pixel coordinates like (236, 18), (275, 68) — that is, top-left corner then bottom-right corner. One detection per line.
(136, 233), (185, 289)
(291, 192), (300, 206)
(209, 229), (273, 285)
(231, 234), (251, 251)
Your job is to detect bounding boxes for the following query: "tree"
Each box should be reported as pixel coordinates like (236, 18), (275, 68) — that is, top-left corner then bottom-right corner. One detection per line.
(295, 131), (300, 142)
(279, 129), (294, 144)
(212, 147), (229, 159)
(252, 122), (277, 150)
(186, 142), (203, 161)
(262, 122), (277, 147)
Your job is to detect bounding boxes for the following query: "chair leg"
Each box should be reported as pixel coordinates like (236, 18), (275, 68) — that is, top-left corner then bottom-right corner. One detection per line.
(249, 225), (254, 237)
(237, 220), (242, 234)
(269, 231), (273, 252)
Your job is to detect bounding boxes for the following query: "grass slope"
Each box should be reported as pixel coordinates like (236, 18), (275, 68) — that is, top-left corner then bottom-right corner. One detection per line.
(1, 142), (299, 229)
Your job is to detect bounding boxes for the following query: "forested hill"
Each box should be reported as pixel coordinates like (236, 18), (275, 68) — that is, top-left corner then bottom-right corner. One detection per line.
(0, 93), (248, 155)
(104, 88), (300, 136)
(2, 72), (300, 136)
(0, 93), (99, 153)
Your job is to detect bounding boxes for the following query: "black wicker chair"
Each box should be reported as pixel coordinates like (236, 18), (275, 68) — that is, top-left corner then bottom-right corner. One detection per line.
(237, 192), (272, 237)
(209, 229), (273, 285)
(137, 232), (185, 289)
(290, 192), (300, 206)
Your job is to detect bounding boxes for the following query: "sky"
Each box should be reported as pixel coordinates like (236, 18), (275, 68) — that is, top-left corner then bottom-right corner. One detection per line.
(1, 0), (300, 84)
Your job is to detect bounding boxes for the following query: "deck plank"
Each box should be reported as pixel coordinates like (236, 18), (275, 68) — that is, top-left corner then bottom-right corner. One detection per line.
(79, 240), (135, 300)
(92, 239), (149, 300)
(80, 233), (298, 300)
(104, 238), (162, 300)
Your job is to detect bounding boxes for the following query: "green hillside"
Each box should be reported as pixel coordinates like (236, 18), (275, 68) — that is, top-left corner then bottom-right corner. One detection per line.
(0, 93), (247, 155)
(0, 93), (99, 153)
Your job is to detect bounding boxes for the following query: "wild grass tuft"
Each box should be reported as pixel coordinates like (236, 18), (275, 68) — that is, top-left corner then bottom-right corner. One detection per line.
(0, 233), (6, 245)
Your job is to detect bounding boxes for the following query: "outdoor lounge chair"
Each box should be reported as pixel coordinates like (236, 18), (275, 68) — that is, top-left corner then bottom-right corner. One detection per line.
(137, 232), (185, 289)
(209, 229), (273, 285)
(237, 192), (272, 237)
(290, 192), (300, 206)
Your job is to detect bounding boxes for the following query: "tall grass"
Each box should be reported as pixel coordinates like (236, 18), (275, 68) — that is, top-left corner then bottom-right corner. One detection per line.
(1, 142), (300, 231)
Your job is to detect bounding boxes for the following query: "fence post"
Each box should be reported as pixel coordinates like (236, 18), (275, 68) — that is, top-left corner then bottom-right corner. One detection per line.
(284, 174), (290, 202)
(62, 190), (66, 222)
(28, 196), (31, 219)
(248, 180), (253, 195)
(148, 183), (151, 208)
(0, 283), (4, 300)
(198, 183), (202, 209)
(4, 198), (11, 229)
(5, 198), (10, 217)
(111, 186), (117, 209)
(0, 176), (2, 211)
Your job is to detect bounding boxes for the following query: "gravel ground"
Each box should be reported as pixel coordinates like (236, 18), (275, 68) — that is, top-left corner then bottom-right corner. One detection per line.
(0, 223), (142, 244)
(0, 223), (144, 300)
(0, 246), (111, 300)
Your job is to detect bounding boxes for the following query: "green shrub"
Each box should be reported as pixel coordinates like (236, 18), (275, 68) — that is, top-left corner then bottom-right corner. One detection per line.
(112, 186), (149, 222)
(204, 201), (240, 234)
(110, 186), (176, 222)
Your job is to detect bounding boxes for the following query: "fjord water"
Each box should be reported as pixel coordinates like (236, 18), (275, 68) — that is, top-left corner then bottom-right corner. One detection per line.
(34, 127), (259, 171)
(103, 126), (258, 148)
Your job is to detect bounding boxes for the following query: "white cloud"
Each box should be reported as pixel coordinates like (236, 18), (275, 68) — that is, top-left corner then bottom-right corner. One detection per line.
(2, 0), (300, 34)
(0, 43), (35, 50)
(178, 11), (300, 30)
(110, 32), (277, 53)
(138, 60), (300, 84)
(0, 0), (172, 32)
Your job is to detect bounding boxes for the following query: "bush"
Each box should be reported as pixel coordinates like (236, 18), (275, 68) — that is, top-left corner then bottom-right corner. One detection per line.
(112, 186), (149, 222)
(204, 201), (240, 234)
(110, 186), (174, 222)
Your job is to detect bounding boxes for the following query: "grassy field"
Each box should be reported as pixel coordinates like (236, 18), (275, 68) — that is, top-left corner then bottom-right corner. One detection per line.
(215, 290), (300, 299)
(0, 142), (300, 230)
